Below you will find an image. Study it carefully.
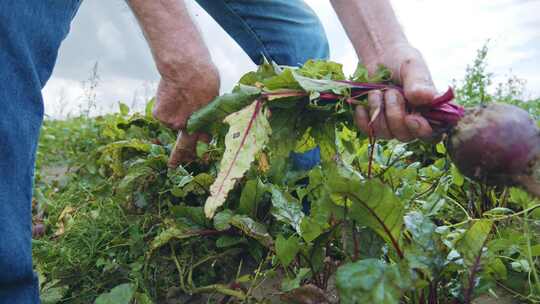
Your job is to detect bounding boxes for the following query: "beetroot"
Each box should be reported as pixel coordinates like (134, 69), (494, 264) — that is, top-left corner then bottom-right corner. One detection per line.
(386, 88), (539, 196)
(447, 103), (540, 194)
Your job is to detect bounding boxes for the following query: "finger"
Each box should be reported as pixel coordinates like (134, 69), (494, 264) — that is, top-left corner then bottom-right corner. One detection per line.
(368, 90), (392, 139)
(168, 131), (205, 168)
(354, 105), (370, 135)
(384, 89), (414, 142)
(405, 114), (433, 140)
(400, 54), (438, 106)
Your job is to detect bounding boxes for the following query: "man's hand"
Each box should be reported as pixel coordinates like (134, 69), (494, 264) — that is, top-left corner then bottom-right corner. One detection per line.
(354, 44), (437, 141)
(331, 0), (438, 142)
(154, 62), (219, 167)
(127, 0), (218, 167)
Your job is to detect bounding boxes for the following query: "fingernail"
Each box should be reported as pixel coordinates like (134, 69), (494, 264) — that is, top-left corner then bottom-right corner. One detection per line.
(406, 117), (421, 131)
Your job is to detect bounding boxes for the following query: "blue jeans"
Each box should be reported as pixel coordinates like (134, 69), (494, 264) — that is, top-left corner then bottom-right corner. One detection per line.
(0, 1), (82, 303)
(0, 1), (327, 302)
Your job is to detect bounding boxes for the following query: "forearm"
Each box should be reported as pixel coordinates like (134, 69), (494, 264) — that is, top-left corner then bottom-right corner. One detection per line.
(330, 0), (408, 71)
(127, 0), (214, 78)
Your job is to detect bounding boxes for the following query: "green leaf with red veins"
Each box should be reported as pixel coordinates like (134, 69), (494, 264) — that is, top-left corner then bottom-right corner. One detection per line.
(325, 165), (405, 257)
(457, 219), (493, 267)
(456, 219), (493, 303)
(204, 100), (271, 218)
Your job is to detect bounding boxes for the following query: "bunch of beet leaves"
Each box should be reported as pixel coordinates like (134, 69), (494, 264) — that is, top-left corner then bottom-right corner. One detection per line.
(33, 58), (540, 304)
(185, 60), (539, 219)
(181, 59), (539, 302)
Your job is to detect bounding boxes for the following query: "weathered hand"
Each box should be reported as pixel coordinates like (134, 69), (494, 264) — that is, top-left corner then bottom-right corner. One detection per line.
(153, 62), (219, 167)
(355, 44), (437, 141)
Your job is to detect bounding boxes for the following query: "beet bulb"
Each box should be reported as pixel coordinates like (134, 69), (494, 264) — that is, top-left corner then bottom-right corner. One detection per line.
(446, 103), (540, 195)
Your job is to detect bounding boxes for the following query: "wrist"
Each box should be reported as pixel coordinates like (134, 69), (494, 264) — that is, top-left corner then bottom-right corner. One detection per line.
(157, 57), (218, 83)
(364, 42), (417, 81)
(153, 61), (220, 130)
(353, 33), (410, 76)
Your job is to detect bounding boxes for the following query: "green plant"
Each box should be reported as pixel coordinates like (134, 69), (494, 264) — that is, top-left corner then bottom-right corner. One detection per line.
(33, 48), (540, 304)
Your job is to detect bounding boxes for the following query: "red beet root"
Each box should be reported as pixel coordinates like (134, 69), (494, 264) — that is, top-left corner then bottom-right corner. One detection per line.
(447, 103), (540, 194)
(408, 89), (539, 195)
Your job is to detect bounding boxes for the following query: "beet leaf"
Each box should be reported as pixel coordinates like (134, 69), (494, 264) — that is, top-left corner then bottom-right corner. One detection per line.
(204, 100), (271, 218)
(325, 165), (405, 258)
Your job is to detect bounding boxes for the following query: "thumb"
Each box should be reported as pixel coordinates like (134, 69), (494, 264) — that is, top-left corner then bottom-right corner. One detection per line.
(400, 55), (438, 106)
(168, 131), (210, 168)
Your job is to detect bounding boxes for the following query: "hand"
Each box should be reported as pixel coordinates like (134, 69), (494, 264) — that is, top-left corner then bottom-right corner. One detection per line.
(153, 61), (219, 167)
(355, 44), (437, 141)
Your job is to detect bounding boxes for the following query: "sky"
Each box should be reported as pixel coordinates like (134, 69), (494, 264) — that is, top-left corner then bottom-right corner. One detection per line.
(42, 0), (540, 118)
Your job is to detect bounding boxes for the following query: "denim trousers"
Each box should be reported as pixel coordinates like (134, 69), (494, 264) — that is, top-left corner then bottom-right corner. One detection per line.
(0, 1), (327, 302)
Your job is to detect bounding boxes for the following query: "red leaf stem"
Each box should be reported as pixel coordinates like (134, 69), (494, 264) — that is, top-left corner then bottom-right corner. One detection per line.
(262, 83), (465, 130)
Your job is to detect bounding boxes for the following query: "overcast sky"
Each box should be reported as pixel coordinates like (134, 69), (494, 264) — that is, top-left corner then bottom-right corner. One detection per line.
(42, 0), (540, 118)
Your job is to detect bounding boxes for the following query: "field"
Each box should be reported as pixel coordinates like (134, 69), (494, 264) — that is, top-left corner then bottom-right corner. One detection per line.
(33, 47), (540, 303)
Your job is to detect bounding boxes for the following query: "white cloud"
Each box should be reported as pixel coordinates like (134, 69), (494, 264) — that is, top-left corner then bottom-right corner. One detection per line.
(96, 21), (127, 61)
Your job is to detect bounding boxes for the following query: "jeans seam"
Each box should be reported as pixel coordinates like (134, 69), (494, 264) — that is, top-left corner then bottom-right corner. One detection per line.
(221, 1), (275, 62)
